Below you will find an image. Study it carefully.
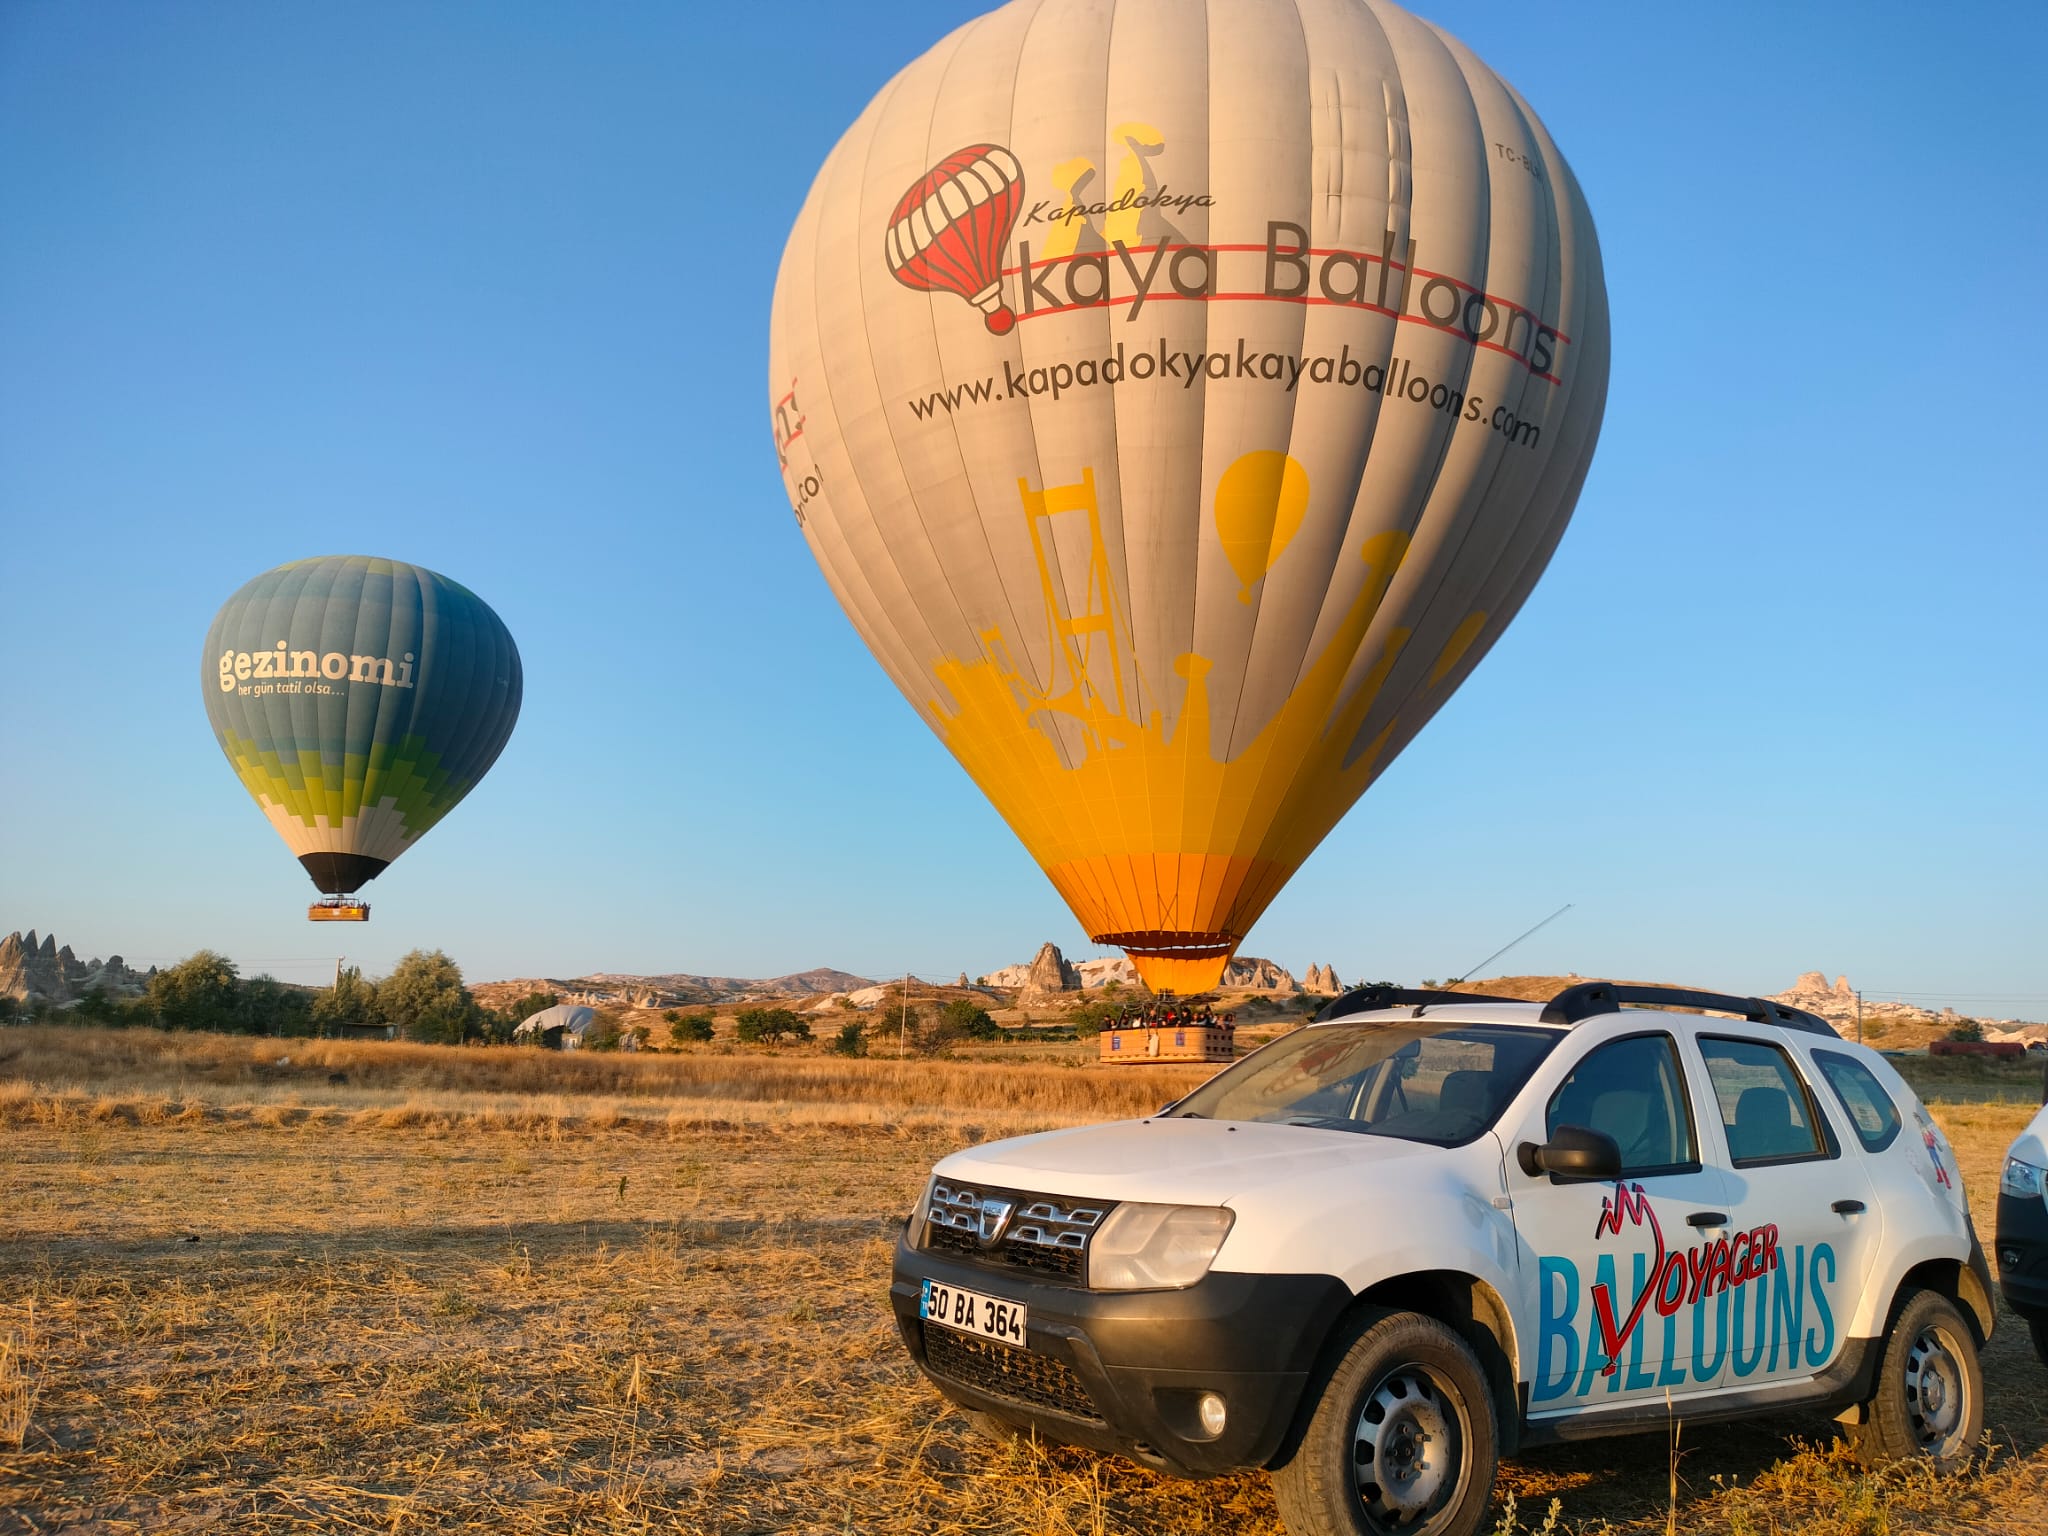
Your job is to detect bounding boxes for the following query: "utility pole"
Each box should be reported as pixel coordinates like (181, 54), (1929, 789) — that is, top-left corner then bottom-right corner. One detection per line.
(335, 956), (344, 992)
(900, 971), (911, 1058)
(1856, 989), (1863, 1045)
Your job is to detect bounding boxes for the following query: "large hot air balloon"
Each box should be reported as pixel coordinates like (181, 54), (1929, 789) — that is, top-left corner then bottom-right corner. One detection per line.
(770, 0), (1609, 993)
(202, 556), (522, 920)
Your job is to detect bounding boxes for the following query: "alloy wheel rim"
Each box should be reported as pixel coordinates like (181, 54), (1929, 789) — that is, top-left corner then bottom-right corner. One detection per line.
(1902, 1324), (1967, 1454)
(1351, 1363), (1464, 1531)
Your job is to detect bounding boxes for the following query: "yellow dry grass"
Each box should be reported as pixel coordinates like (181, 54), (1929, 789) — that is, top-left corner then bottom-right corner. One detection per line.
(0, 1026), (2044, 1534)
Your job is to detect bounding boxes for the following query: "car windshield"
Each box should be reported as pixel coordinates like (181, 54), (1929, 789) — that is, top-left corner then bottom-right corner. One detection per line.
(1168, 1019), (1560, 1146)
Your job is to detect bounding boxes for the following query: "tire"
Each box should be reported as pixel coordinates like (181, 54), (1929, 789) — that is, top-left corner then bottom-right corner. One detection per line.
(1846, 1289), (1983, 1473)
(1271, 1308), (1498, 1536)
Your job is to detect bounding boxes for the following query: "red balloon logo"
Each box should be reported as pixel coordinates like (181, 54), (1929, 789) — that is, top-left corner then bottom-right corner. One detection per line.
(884, 145), (1024, 334)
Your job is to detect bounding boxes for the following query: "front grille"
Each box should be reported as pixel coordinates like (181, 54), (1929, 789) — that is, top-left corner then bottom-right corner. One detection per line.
(921, 1181), (1109, 1283)
(921, 1324), (1102, 1423)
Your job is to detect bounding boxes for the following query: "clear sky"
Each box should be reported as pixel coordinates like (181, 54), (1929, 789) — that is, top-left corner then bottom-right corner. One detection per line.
(3, 2), (2043, 1013)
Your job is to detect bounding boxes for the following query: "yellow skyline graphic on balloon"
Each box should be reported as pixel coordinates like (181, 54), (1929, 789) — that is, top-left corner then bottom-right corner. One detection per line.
(929, 465), (1427, 994)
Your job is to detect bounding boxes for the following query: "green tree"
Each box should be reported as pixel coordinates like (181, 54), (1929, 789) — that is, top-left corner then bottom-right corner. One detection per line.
(313, 965), (382, 1035)
(237, 974), (315, 1037)
(733, 1007), (811, 1045)
(668, 1011), (715, 1045)
(0, 994), (21, 1025)
(580, 1009), (628, 1051)
(146, 950), (242, 1032)
(506, 990), (559, 1020)
(72, 986), (120, 1025)
(377, 950), (475, 1044)
(830, 1020), (867, 1057)
(1948, 1018), (1985, 1043)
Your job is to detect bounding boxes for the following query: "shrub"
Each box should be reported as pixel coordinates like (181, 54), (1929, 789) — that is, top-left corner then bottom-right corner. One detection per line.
(941, 999), (1002, 1042)
(668, 1011), (715, 1045)
(1067, 996), (1131, 1036)
(1947, 1018), (1984, 1043)
(830, 1021), (868, 1057)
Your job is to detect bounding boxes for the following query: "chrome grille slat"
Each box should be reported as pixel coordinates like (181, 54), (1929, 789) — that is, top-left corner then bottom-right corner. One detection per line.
(921, 1180), (1110, 1282)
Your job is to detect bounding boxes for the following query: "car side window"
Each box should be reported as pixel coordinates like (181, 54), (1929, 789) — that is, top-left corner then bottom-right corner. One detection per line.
(1810, 1049), (1903, 1153)
(1698, 1036), (1830, 1166)
(1546, 1033), (1698, 1176)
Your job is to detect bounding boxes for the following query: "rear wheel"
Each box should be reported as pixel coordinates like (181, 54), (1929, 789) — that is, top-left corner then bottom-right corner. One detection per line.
(1271, 1308), (1498, 1536)
(1846, 1289), (1983, 1473)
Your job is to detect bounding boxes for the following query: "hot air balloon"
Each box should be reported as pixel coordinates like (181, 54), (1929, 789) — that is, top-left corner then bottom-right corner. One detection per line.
(201, 556), (522, 920)
(770, 0), (1609, 993)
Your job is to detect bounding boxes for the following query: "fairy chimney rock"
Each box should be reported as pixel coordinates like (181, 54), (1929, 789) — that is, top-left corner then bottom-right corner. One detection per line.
(1019, 942), (1082, 1002)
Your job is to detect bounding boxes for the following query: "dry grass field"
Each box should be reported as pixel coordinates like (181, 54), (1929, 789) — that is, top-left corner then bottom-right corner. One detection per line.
(2, 1025), (2045, 1535)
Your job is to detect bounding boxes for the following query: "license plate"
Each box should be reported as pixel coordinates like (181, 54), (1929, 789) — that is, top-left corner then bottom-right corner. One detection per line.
(919, 1278), (1027, 1348)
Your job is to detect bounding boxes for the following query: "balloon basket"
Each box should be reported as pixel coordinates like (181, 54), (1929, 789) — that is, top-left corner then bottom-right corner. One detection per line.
(308, 897), (370, 923)
(1099, 1023), (1235, 1066)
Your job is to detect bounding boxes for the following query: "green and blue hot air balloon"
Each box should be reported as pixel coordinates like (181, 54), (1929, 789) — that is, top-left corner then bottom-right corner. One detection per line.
(202, 556), (522, 919)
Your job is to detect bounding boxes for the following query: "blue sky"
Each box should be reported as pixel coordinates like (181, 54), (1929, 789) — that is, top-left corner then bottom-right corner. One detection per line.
(3, 2), (2043, 1012)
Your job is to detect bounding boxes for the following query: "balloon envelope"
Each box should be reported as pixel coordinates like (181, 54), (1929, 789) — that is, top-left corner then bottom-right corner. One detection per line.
(770, 0), (1609, 991)
(202, 556), (523, 898)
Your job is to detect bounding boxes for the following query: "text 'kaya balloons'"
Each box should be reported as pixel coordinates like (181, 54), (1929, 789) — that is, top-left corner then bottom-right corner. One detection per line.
(202, 557), (522, 912)
(771, 0), (1609, 992)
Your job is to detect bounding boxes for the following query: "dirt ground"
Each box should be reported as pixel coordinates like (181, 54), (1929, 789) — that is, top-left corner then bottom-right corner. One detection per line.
(1, 1039), (2045, 1534)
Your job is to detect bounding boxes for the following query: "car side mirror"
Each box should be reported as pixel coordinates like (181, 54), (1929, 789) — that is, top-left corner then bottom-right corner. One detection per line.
(1517, 1124), (1622, 1182)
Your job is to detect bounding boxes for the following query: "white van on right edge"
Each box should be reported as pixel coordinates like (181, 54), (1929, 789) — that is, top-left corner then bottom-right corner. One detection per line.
(891, 983), (1995, 1536)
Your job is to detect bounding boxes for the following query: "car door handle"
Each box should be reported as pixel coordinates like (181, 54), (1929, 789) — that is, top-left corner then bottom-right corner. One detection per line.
(1831, 1199), (1866, 1215)
(1686, 1211), (1728, 1228)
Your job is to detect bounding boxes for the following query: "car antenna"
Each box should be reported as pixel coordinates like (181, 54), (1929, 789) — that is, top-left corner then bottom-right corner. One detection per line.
(1424, 903), (1574, 1014)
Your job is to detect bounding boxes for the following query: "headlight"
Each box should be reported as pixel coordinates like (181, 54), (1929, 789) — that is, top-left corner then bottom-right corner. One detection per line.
(1089, 1203), (1235, 1290)
(2001, 1156), (2046, 1201)
(907, 1176), (936, 1245)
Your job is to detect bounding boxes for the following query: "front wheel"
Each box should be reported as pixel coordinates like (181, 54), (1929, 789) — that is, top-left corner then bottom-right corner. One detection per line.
(1271, 1308), (1498, 1536)
(1846, 1289), (1983, 1473)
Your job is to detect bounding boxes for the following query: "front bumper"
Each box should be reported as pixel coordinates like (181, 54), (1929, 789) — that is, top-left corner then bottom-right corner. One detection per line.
(1995, 1190), (2048, 1316)
(890, 1227), (1349, 1477)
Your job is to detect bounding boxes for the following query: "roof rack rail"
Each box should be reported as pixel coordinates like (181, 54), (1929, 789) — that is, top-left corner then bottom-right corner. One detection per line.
(1539, 982), (1835, 1037)
(1316, 984), (1527, 1022)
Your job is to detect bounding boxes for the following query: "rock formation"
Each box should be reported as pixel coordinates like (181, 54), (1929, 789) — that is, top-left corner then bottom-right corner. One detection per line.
(1303, 962), (1343, 994)
(1017, 941), (1083, 1004)
(1075, 955), (1143, 990)
(1221, 955), (1299, 992)
(1, 931), (151, 1006)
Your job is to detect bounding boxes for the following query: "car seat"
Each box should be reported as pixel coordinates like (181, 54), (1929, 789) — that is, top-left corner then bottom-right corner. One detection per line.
(1733, 1085), (1806, 1161)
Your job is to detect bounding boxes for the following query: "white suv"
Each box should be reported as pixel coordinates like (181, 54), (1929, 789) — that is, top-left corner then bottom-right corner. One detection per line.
(891, 983), (1994, 1536)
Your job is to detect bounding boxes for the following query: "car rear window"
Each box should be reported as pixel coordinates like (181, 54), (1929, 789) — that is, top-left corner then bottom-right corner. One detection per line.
(1810, 1049), (1903, 1152)
(1698, 1035), (1832, 1166)
(1169, 1020), (1559, 1146)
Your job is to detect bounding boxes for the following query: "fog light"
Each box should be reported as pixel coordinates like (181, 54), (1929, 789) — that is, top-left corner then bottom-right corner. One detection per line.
(1197, 1391), (1227, 1438)
(2002, 1247), (2023, 1268)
